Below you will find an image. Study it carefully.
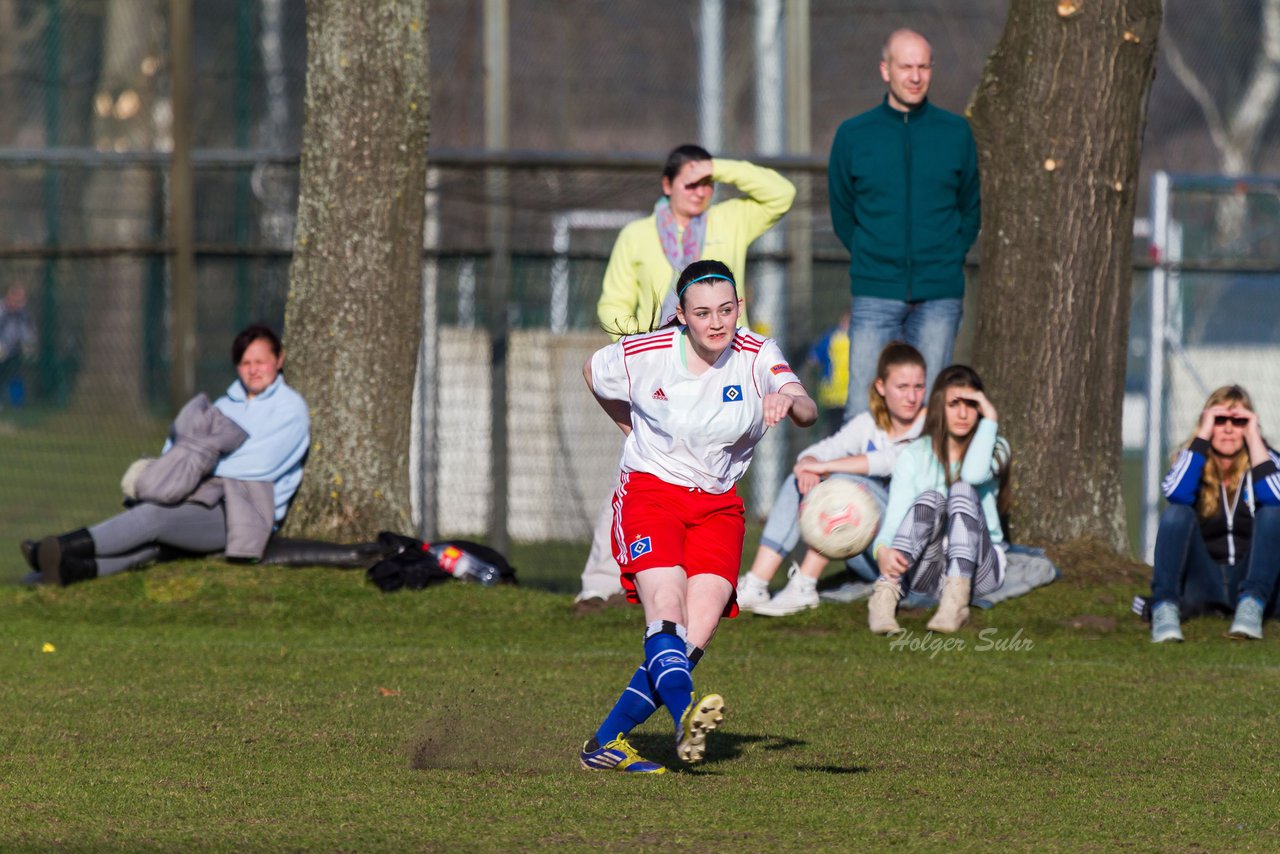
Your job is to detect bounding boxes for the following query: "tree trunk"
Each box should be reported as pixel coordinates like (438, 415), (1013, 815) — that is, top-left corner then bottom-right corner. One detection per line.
(967, 0), (1161, 551)
(283, 0), (429, 539)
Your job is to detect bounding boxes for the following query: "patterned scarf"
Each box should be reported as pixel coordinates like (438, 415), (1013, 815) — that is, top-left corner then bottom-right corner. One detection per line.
(654, 198), (707, 326)
(654, 197), (706, 273)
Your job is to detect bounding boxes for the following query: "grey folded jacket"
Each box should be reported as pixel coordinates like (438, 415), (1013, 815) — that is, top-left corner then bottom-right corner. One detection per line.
(188, 477), (277, 560)
(134, 393), (248, 505)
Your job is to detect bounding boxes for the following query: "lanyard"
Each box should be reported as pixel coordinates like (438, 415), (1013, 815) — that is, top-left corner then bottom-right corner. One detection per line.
(1222, 478), (1244, 566)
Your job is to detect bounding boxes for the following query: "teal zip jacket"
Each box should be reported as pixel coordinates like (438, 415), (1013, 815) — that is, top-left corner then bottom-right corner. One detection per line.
(828, 97), (980, 302)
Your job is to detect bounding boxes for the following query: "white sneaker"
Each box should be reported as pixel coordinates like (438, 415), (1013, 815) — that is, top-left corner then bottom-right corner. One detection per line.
(1150, 601), (1184, 643)
(735, 574), (771, 612)
(752, 568), (819, 617)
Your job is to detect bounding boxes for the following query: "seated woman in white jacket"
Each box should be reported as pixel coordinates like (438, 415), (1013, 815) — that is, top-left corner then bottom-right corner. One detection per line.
(738, 341), (926, 616)
(23, 324), (310, 586)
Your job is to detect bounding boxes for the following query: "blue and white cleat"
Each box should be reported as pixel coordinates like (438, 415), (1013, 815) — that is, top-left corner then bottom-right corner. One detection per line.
(580, 735), (667, 774)
(676, 693), (726, 764)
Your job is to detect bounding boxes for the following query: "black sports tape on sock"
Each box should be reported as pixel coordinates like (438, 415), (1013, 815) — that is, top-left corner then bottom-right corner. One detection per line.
(644, 619), (684, 640)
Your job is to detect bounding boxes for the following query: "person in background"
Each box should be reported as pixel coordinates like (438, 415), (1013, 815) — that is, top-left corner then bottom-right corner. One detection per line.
(807, 310), (850, 436)
(578, 144), (796, 607)
(738, 341), (925, 617)
(22, 325), (310, 585)
(868, 365), (1009, 635)
(579, 260), (816, 773)
(0, 285), (37, 409)
(1149, 385), (1280, 642)
(828, 28), (980, 423)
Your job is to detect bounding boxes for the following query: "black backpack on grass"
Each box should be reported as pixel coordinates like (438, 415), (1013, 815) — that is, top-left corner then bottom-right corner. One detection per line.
(365, 531), (518, 592)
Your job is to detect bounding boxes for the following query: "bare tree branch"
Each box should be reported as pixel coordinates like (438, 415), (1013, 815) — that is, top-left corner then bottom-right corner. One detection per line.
(1162, 29), (1229, 157)
(1165, 0), (1280, 176)
(1226, 0), (1280, 167)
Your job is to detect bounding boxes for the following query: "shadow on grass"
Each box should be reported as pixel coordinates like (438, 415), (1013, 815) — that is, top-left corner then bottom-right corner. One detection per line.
(629, 731), (807, 768)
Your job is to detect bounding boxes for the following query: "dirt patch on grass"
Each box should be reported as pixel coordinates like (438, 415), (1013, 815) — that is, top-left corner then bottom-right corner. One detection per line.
(1045, 537), (1150, 588)
(405, 673), (567, 773)
(1061, 614), (1118, 633)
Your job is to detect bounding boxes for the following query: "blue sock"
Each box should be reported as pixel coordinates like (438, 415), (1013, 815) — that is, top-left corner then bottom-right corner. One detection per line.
(592, 626), (700, 746)
(593, 664), (660, 747)
(642, 621), (693, 732)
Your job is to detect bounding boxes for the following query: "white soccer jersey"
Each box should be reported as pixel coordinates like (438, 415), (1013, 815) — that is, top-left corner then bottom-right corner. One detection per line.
(591, 326), (802, 493)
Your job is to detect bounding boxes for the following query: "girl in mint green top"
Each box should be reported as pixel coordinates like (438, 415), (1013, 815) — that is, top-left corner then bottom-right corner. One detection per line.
(867, 365), (1011, 634)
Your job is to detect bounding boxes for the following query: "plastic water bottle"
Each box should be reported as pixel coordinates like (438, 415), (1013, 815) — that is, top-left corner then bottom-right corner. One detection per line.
(428, 543), (501, 586)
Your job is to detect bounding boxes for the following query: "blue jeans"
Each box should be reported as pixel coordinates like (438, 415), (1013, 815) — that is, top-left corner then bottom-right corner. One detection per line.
(845, 296), (963, 421)
(1150, 504), (1280, 616)
(759, 473), (888, 582)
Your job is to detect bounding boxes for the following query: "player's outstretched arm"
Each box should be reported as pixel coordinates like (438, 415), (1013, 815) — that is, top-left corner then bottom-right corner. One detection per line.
(764, 382), (817, 429)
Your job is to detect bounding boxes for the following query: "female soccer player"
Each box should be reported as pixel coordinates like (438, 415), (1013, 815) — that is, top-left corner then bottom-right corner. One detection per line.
(578, 259), (816, 773)
(868, 364), (1010, 635)
(740, 340), (927, 616)
(578, 144), (795, 606)
(1149, 385), (1280, 642)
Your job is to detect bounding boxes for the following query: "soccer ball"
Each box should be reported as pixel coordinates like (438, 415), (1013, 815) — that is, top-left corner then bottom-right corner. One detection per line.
(798, 478), (881, 559)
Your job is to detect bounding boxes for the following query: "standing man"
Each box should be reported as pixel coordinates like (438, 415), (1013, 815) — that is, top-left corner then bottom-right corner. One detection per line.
(828, 29), (980, 422)
(578, 144), (796, 608)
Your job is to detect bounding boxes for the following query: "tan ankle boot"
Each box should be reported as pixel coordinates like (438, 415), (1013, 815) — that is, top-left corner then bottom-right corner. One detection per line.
(867, 578), (904, 635)
(927, 576), (972, 633)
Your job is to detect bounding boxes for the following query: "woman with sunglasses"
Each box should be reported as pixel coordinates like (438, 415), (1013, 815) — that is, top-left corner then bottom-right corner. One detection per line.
(1150, 385), (1280, 642)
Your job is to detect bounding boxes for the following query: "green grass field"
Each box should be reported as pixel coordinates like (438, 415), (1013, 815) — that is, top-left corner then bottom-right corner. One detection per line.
(2, 425), (1277, 850)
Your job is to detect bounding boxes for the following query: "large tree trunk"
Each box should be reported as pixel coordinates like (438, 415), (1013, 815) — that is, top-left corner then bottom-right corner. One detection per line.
(968, 0), (1161, 551)
(283, 0), (429, 539)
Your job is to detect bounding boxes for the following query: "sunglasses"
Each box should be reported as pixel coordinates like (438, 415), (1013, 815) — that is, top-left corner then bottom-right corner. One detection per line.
(1214, 415), (1249, 427)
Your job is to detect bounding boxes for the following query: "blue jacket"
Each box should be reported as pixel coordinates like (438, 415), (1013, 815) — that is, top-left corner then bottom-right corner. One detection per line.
(1162, 437), (1280, 564)
(828, 98), (980, 302)
(212, 375), (311, 521)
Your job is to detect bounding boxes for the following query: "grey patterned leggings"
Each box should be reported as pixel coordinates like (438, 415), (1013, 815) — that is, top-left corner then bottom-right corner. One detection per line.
(87, 502), (227, 577)
(888, 482), (1005, 600)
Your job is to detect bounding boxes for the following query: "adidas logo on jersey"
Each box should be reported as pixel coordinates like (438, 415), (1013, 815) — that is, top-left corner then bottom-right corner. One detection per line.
(652, 388), (668, 401)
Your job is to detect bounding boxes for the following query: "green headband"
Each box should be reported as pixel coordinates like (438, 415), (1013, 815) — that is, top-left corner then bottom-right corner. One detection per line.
(677, 273), (735, 297)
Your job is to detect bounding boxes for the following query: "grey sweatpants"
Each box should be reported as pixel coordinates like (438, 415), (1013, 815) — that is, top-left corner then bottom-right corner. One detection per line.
(88, 502), (227, 577)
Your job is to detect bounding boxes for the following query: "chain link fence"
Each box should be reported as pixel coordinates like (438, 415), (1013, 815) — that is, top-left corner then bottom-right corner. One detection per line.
(0, 0), (1274, 576)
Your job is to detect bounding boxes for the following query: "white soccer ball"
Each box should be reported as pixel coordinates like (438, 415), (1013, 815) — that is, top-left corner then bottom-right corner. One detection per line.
(798, 478), (881, 559)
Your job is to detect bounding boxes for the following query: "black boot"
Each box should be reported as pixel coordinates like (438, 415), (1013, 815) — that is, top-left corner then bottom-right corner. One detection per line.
(18, 542), (43, 585)
(49, 555), (99, 586)
(37, 529), (98, 586)
(19, 539), (38, 571)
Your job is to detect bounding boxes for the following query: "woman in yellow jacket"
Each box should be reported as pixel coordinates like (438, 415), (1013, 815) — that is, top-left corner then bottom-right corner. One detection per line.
(596, 145), (795, 337)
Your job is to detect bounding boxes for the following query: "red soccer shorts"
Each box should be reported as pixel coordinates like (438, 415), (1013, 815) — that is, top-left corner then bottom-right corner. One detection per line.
(610, 471), (745, 618)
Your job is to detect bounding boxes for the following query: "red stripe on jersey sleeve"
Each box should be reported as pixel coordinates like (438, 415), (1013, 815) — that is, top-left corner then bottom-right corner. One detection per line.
(731, 329), (764, 353)
(623, 329), (677, 357)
